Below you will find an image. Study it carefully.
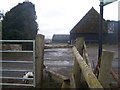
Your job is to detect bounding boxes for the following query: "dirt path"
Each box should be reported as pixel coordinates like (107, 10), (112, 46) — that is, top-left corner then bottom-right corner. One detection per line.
(44, 48), (74, 77)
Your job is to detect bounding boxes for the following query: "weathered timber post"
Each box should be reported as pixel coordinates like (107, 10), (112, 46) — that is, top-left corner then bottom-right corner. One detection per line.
(75, 37), (84, 56)
(35, 34), (44, 88)
(98, 50), (114, 88)
(72, 58), (81, 88)
(73, 37), (85, 88)
(72, 47), (103, 88)
(83, 42), (90, 66)
(70, 73), (76, 88)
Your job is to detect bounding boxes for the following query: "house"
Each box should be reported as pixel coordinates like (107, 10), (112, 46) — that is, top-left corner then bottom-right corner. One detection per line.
(70, 7), (108, 43)
(52, 34), (70, 43)
(104, 20), (118, 44)
(107, 20), (118, 33)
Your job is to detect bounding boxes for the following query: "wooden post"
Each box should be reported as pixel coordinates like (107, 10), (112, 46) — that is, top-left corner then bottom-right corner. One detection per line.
(73, 58), (81, 88)
(75, 37), (84, 56)
(83, 42), (90, 66)
(73, 37), (85, 88)
(98, 50), (114, 88)
(70, 73), (76, 88)
(35, 34), (44, 88)
(72, 47), (103, 88)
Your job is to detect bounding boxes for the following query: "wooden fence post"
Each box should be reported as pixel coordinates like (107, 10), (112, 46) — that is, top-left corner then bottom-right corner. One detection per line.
(75, 37), (84, 56)
(70, 73), (76, 88)
(98, 50), (114, 88)
(73, 37), (85, 88)
(73, 60), (81, 88)
(72, 47), (103, 88)
(83, 42), (91, 67)
(35, 34), (44, 88)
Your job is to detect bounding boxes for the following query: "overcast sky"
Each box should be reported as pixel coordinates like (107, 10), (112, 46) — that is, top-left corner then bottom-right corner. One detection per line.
(0, 0), (119, 38)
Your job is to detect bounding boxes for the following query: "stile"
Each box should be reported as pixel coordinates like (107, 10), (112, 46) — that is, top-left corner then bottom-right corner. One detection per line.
(72, 47), (103, 88)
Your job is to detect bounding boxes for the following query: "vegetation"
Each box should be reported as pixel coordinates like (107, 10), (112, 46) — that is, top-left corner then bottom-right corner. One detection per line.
(2, 1), (38, 40)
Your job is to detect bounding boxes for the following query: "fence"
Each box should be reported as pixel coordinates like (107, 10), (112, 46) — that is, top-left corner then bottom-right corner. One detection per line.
(0, 40), (35, 87)
(70, 37), (120, 88)
(1, 35), (117, 88)
(71, 38), (103, 88)
(43, 37), (108, 88)
(0, 34), (44, 88)
(42, 37), (119, 88)
(44, 37), (107, 88)
(45, 69), (70, 88)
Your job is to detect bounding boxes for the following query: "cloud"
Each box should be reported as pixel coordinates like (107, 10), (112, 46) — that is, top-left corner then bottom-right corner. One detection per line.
(0, 0), (118, 39)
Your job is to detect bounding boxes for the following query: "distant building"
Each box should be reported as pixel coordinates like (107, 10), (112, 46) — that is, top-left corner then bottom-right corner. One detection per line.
(70, 7), (118, 44)
(52, 34), (70, 43)
(104, 20), (118, 44)
(45, 39), (52, 44)
(107, 20), (118, 33)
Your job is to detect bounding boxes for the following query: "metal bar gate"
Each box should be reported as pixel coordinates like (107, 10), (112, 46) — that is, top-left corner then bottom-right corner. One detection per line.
(0, 40), (36, 87)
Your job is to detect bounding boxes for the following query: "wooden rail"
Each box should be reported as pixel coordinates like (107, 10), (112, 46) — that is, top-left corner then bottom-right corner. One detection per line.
(45, 44), (73, 49)
(72, 46), (103, 88)
(45, 69), (70, 88)
(71, 37), (118, 89)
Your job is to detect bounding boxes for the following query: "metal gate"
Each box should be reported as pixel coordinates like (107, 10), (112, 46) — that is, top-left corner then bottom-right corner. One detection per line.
(0, 40), (35, 87)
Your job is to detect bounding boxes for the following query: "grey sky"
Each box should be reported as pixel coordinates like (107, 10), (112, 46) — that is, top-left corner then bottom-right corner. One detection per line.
(0, 0), (119, 38)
